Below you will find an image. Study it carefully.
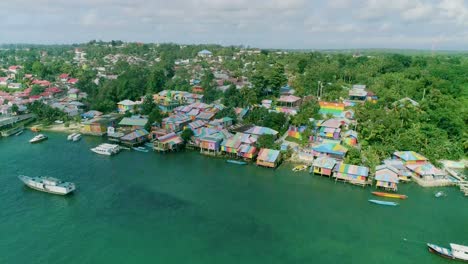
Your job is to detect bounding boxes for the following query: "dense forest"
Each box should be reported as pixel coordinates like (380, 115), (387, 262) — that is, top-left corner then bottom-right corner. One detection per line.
(0, 42), (466, 166)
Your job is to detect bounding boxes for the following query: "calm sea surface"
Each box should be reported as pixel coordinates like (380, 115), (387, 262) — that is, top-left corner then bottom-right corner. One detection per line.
(0, 131), (466, 264)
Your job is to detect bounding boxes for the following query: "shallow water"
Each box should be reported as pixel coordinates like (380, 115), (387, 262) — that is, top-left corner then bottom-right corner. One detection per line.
(0, 131), (466, 264)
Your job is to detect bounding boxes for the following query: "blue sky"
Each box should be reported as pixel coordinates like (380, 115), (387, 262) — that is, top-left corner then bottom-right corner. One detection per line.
(1, 0), (468, 50)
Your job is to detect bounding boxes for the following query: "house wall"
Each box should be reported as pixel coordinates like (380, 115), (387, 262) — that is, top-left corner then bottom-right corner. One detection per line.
(257, 160), (276, 168)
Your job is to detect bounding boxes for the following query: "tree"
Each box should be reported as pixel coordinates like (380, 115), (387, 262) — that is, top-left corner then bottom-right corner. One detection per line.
(257, 134), (277, 149)
(30, 85), (45, 96)
(11, 104), (19, 114)
(181, 128), (194, 143)
(344, 147), (361, 165)
(141, 95), (156, 115)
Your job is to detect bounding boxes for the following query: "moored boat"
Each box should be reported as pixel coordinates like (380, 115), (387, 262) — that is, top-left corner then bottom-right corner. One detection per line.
(72, 133), (82, 142)
(91, 143), (120, 155)
(132, 146), (149, 153)
(292, 165), (308, 172)
(30, 126), (40, 132)
(67, 133), (78, 140)
(372, 191), (408, 199)
(428, 243), (468, 261)
(18, 175), (76, 195)
(29, 134), (48, 143)
(226, 160), (247, 165)
(368, 199), (398, 206)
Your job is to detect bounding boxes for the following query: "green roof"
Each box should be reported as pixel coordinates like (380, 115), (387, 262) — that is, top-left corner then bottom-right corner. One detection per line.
(118, 117), (148, 127)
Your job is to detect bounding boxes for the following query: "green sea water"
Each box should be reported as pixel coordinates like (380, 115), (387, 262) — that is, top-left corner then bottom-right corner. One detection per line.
(0, 131), (466, 264)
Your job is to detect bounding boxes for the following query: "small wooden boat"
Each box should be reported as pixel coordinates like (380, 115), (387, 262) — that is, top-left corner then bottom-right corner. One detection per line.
(132, 146), (149, 153)
(292, 165), (308, 172)
(226, 160), (247, 165)
(368, 199), (398, 206)
(428, 243), (468, 261)
(372, 191), (407, 199)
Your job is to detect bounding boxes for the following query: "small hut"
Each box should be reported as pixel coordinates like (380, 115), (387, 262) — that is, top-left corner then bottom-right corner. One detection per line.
(375, 165), (400, 191)
(256, 148), (281, 168)
(312, 156), (337, 177)
(153, 132), (184, 152)
(120, 129), (149, 147)
(238, 144), (257, 160)
(199, 136), (222, 155)
(342, 130), (358, 146)
(333, 163), (370, 186)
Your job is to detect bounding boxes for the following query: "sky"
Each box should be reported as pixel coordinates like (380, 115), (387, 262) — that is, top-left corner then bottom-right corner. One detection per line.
(1, 0), (468, 50)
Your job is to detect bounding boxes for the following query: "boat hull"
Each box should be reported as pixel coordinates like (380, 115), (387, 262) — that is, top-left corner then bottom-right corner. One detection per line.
(23, 184), (71, 195)
(226, 160), (247, 165)
(29, 138), (47, 143)
(372, 191), (407, 199)
(18, 176), (75, 195)
(368, 199), (398, 206)
(427, 244), (454, 260)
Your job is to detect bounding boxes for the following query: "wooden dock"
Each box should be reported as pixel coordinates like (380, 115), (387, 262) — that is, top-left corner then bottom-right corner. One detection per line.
(459, 181), (468, 196)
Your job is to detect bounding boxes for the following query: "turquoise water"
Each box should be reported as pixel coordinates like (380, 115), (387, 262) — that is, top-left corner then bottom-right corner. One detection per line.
(0, 131), (466, 264)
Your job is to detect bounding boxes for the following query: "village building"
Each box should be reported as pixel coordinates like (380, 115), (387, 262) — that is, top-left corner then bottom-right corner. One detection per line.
(197, 50), (213, 58)
(374, 165), (400, 191)
(153, 132), (184, 152)
(120, 129), (149, 147)
(199, 136), (223, 155)
(318, 102), (345, 117)
(333, 163), (370, 186)
(277, 95), (302, 108)
(81, 115), (118, 136)
(312, 156), (337, 177)
(118, 116), (148, 131)
(405, 163), (447, 182)
(342, 130), (358, 146)
(348, 84), (377, 102)
(244, 126), (279, 138)
(392, 151), (428, 165)
(287, 125), (307, 140)
(117, 99), (137, 113)
(162, 114), (191, 132)
(256, 148), (281, 168)
(383, 159), (413, 182)
(312, 142), (348, 160)
(208, 117), (234, 129)
(237, 144), (257, 160)
(316, 118), (342, 141)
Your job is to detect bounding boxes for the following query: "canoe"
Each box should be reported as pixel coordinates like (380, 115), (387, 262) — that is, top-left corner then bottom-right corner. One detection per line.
(368, 199), (398, 206)
(226, 160), (247, 165)
(372, 191), (407, 199)
(132, 147), (149, 153)
(292, 165), (308, 172)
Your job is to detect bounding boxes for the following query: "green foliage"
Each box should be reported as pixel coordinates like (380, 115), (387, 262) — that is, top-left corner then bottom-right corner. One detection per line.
(141, 95), (156, 115)
(181, 128), (194, 142)
(257, 134), (277, 149)
(244, 107), (288, 133)
(344, 147), (362, 165)
(30, 85), (45, 96)
(28, 101), (68, 123)
(214, 107), (237, 121)
(11, 104), (19, 114)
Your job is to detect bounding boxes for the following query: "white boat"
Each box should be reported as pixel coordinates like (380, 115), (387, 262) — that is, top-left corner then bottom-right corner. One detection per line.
(132, 146), (149, 153)
(435, 191), (447, 198)
(428, 243), (468, 262)
(18, 175), (76, 195)
(67, 133), (78, 140)
(91, 143), (120, 156)
(72, 133), (82, 142)
(29, 134), (48, 143)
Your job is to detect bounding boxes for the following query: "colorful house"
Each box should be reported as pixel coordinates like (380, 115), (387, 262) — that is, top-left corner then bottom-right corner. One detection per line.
(209, 117), (234, 128)
(199, 136), (223, 154)
(342, 130), (358, 146)
(383, 159), (413, 182)
(375, 165), (399, 191)
(333, 163), (370, 186)
(312, 156), (337, 177)
(119, 116), (148, 130)
(238, 144), (257, 160)
(256, 148), (281, 168)
(117, 99), (136, 113)
(221, 134), (243, 155)
(405, 163), (446, 181)
(81, 116), (117, 136)
(120, 129), (149, 146)
(312, 142), (348, 160)
(244, 126), (279, 138)
(153, 132), (184, 152)
(317, 119), (342, 140)
(319, 102), (344, 117)
(162, 114), (191, 132)
(349, 84), (377, 102)
(287, 126), (307, 140)
(187, 120), (207, 130)
(392, 151), (428, 165)
(277, 95), (302, 108)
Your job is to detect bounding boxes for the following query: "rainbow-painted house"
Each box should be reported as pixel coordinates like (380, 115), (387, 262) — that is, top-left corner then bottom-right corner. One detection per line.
(333, 163), (370, 186)
(288, 126), (307, 140)
(319, 101), (345, 117)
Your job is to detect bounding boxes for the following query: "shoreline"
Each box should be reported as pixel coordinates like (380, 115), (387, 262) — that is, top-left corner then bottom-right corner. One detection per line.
(27, 122), (82, 134)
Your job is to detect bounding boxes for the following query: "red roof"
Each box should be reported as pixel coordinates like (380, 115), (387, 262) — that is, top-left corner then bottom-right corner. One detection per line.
(32, 80), (51, 87)
(30, 95), (42, 99)
(59, 74), (69, 79)
(8, 65), (21, 70)
(45, 87), (62, 93)
(67, 78), (79, 84)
